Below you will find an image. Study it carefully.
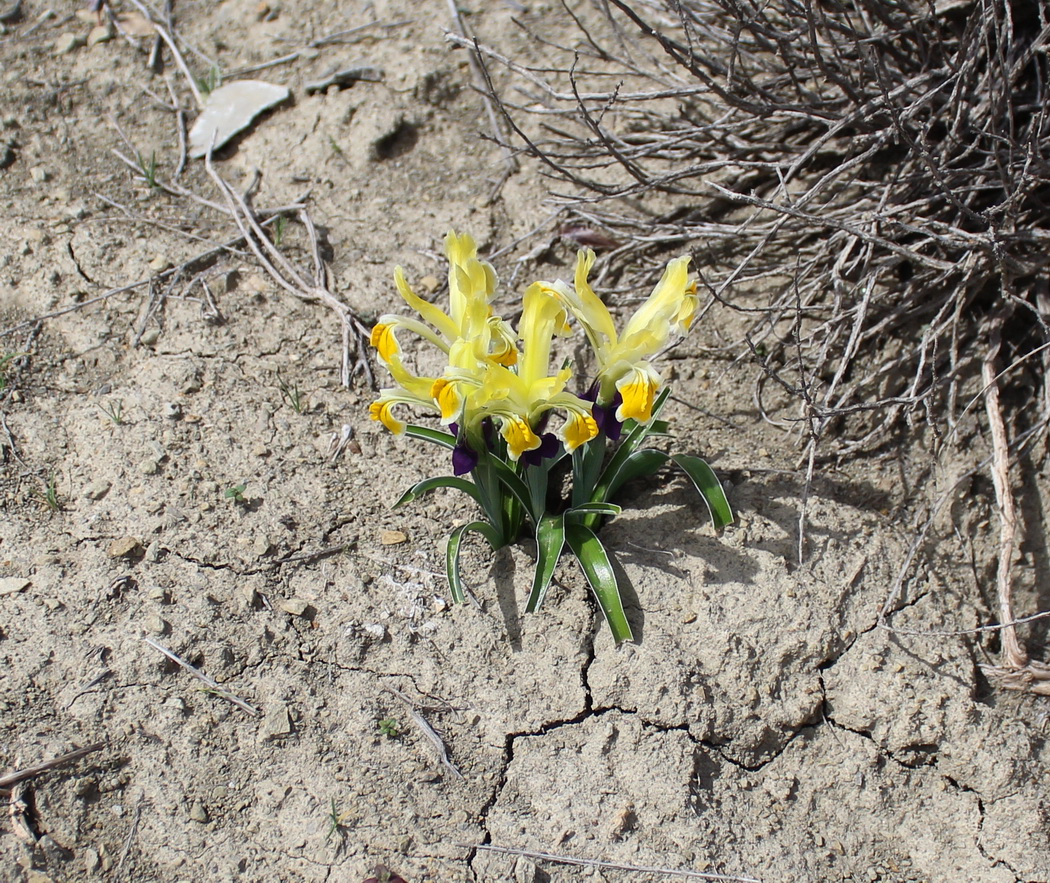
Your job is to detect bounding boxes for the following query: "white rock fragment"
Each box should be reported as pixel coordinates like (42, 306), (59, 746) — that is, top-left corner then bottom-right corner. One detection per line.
(0, 577), (30, 596)
(188, 80), (290, 158)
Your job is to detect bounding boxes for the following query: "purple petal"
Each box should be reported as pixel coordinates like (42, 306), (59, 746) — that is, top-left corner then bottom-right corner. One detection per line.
(521, 432), (560, 467)
(452, 443), (479, 476)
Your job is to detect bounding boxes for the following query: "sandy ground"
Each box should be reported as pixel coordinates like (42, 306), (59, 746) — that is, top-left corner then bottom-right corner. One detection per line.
(1, 1), (1049, 881)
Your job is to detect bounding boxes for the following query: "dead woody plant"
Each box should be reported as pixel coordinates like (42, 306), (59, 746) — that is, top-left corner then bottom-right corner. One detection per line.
(464, 0), (1050, 688)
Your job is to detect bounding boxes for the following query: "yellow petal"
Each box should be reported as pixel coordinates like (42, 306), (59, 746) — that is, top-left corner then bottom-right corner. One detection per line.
(615, 368), (659, 423)
(502, 417), (541, 460)
(431, 378), (463, 423)
(561, 410), (599, 452)
(369, 400), (405, 434)
(370, 323), (399, 362)
(394, 267), (458, 341)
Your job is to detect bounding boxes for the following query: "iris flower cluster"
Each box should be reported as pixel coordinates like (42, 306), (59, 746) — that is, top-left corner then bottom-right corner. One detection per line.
(370, 232), (732, 642)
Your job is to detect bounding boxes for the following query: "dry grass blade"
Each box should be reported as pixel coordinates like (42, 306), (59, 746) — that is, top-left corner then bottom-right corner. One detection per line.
(143, 636), (259, 716)
(385, 687), (463, 780)
(0, 741), (106, 794)
(468, 843), (762, 882)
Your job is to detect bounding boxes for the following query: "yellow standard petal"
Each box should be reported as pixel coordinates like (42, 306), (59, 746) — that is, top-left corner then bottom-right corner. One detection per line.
(369, 400), (406, 435)
(502, 417), (541, 460)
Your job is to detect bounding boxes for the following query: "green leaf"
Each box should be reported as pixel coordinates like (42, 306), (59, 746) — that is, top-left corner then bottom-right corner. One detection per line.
(603, 448), (668, 502)
(565, 523), (633, 644)
(393, 476), (483, 509)
(404, 424), (457, 450)
(671, 454), (734, 530)
(567, 502), (623, 518)
(526, 514), (565, 613)
(446, 520), (501, 605)
(487, 456), (539, 525)
(589, 388), (672, 505)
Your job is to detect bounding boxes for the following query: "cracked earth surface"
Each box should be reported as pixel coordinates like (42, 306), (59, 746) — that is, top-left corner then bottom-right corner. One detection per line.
(2, 1), (1050, 881)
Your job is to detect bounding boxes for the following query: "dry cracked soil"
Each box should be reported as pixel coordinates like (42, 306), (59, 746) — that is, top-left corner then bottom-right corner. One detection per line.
(1, 1), (1049, 882)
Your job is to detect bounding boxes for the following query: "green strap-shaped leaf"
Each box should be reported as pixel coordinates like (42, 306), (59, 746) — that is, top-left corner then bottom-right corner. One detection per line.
(393, 475), (483, 509)
(603, 448), (669, 503)
(590, 388), (672, 504)
(486, 457), (539, 526)
(567, 502), (623, 518)
(671, 454), (734, 530)
(565, 523), (633, 644)
(446, 520), (501, 605)
(526, 514), (565, 613)
(404, 424), (457, 450)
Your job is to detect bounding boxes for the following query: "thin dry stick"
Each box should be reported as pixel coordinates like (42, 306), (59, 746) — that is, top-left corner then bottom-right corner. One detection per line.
(385, 687), (463, 780)
(203, 154), (373, 387)
(468, 843), (761, 882)
(982, 331), (1028, 670)
(0, 741), (106, 793)
(143, 636), (259, 715)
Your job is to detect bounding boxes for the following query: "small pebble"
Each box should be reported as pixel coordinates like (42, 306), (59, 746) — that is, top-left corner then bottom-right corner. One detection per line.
(278, 598), (311, 617)
(188, 801), (208, 823)
(87, 23), (113, 45)
(84, 479), (111, 501)
(162, 402), (182, 419)
(149, 256), (171, 273)
(53, 32), (84, 54)
(139, 328), (160, 346)
(107, 536), (143, 559)
(419, 274), (439, 292)
(29, 166), (48, 182)
(258, 705), (293, 741)
(139, 458), (160, 475)
(380, 529), (407, 545)
(144, 615), (168, 635)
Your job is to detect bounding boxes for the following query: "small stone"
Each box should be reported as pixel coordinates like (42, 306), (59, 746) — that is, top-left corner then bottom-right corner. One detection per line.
(149, 256), (171, 273)
(251, 535), (272, 558)
(144, 615), (168, 635)
(144, 541), (162, 563)
(251, 443), (270, 457)
(146, 585), (169, 602)
(380, 529), (407, 546)
(84, 479), (111, 500)
(0, 577), (30, 596)
(139, 328), (160, 346)
(139, 457), (160, 475)
(54, 32), (84, 54)
(29, 165), (48, 182)
(87, 23), (113, 45)
(162, 402), (182, 419)
(258, 705), (293, 741)
(278, 598), (311, 617)
(107, 536), (143, 559)
(83, 847), (100, 873)
(188, 801), (208, 823)
(419, 275), (439, 293)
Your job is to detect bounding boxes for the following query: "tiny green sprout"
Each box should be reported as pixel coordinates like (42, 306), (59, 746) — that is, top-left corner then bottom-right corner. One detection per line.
(276, 371), (304, 414)
(98, 399), (124, 425)
(224, 483), (247, 504)
(328, 135), (344, 157)
(0, 351), (28, 392)
(34, 472), (61, 513)
(325, 797), (354, 843)
(197, 65), (222, 96)
(273, 214), (288, 247)
(377, 717), (400, 738)
(137, 150), (158, 189)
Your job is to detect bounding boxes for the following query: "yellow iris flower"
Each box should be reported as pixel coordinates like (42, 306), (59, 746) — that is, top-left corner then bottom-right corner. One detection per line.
(369, 231), (517, 430)
(555, 249), (697, 422)
(469, 283), (598, 459)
